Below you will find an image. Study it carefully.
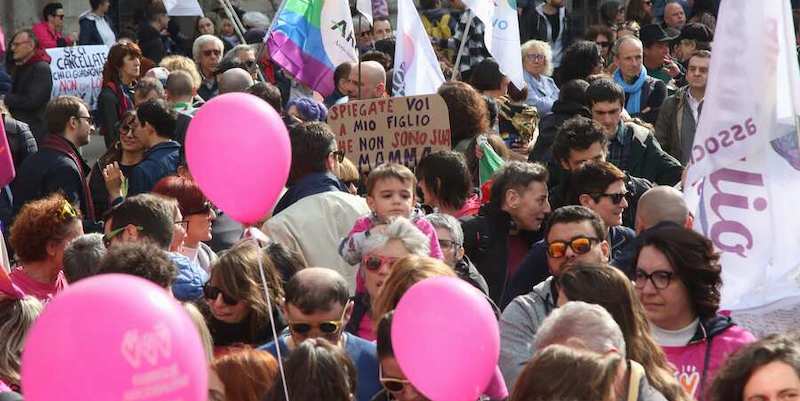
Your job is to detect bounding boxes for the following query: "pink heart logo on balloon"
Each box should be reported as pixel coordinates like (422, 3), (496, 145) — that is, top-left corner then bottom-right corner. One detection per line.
(120, 323), (173, 369)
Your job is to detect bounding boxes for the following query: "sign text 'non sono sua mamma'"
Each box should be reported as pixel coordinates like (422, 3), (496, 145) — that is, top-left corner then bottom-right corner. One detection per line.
(327, 94), (451, 173)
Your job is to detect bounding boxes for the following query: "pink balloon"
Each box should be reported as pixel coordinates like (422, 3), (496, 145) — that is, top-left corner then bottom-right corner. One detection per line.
(392, 277), (500, 401)
(22, 274), (208, 401)
(185, 93), (291, 224)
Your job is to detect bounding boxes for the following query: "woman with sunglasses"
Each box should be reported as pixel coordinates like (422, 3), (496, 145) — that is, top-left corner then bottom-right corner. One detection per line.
(633, 224), (755, 401)
(152, 175), (217, 272)
(98, 42), (142, 148)
(373, 311), (430, 401)
(345, 218), (431, 341)
(8, 194), (84, 301)
(203, 241), (285, 352)
(521, 40), (559, 115)
(557, 262), (690, 401)
(88, 110), (144, 218)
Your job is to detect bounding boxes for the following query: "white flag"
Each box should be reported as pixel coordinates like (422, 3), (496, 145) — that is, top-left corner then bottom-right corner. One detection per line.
(684, 0), (800, 311)
(461, 0), (524, 89)
(392, 0), (445, 96)
(356, 0), (373, 27)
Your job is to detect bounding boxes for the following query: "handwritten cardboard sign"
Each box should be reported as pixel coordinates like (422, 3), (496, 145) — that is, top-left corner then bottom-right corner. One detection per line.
(46, 45), (109, 110)
(327, 94), (451, 173)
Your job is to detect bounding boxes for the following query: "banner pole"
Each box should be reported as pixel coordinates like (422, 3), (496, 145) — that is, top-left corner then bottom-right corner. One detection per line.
(452, 10), (474, 81)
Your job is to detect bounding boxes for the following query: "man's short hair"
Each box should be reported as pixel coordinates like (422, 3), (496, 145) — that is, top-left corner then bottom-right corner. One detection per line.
(489, 161), (549, 210)
(43, 2), (63, 20)
(45, 96), (86, 135)
(544, 205), (607, 241)
(558, 79), (590, 104)
(535, 301), (627, 359)
(135, 77), (165, 100)
(63, 233), (106, 283)
(284, 269), (350, 314)
(13, 29), (39, 48)
(416, 151), (472, 211)
(166, 70), (194, 99)
(247, 82), (283, 113)
(426, 213), (464, 246)
(137, 98), (177, 139)
(568, 160), (626, 205)
(552, 116), (608, 166)
(90, 0), (107, 11)
(586, 78), (625, 108)
(219, 68), (254, 94)
(99, 242), (177, 289)
(288, 122), (336, 183)
(333, 62), (352, 86)
(687, 49), (712, 65)
(108, 194), (174, 249)
(222, 44), (255, 64)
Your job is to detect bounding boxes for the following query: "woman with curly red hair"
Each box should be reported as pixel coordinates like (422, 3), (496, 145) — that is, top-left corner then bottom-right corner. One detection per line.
(152, 175), (217, 271)
(9, 193), (84, 301)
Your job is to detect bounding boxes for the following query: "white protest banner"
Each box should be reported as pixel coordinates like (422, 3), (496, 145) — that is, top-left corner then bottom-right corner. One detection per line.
(392, 0), (445, 96)
(684, 0), (800, 313)
(461, 0), (524, 89)
(327, 95), (451, 173)
(46, 45), (108, 110)
(162, 0), (204, 16)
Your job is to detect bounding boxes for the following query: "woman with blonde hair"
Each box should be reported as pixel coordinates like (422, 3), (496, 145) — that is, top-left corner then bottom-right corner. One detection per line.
(557, 262), (691, 401)
(203, 241), (285, 351)
(334, 157), (360, 195)
(510, 344), (624, 401)
(0, 296), (43, 392)
(212, 347), (279, 401)
(521, 39), (559, 114)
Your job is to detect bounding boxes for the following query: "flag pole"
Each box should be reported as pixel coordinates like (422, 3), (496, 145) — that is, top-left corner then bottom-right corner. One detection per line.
(219, 0), (267, 82)
(452, 10), (474, 81)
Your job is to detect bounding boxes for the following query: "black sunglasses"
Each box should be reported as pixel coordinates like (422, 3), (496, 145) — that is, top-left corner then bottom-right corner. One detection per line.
(593, 192), (628, 205)
(633, 269), (673, 290)
(203, 284), (239, 306)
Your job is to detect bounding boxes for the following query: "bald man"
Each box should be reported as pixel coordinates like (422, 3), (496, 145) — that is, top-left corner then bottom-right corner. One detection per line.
(259, 267), (382, 401)
(219, 67), (254, 94)
(346, 60), (387, 100)
(662, 2), (686, 30)
(634, 185), (692, 233)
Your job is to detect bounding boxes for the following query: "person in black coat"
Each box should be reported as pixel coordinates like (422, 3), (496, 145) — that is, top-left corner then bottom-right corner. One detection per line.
(529, 78), (591, 166)
(5, 30), (53, 143)
(12, 96), (98, 228)
(137, 2), (170, 64)
(2, 107), (37, 171)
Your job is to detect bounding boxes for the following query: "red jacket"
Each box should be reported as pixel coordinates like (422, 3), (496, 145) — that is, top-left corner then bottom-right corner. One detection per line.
(32, 21), (73, 49)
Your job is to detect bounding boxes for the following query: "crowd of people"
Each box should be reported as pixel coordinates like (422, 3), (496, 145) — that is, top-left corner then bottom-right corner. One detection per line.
(1, 0), (799, 401)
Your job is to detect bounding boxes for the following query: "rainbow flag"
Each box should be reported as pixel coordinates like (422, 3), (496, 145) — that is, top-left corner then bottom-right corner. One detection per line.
(267, 0), (358, 96)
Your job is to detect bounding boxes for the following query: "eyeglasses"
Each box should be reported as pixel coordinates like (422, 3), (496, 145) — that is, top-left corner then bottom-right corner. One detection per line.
(633, 269), (673, 290)
(361, 254), (399, 271)
(10, 40), (32, 48)
(203, 283), (239, 306)
(75, 115), (95, 126)
(524, 53), (546, 62)
(379, 366), (411, 393)
(331, 150), (345, 163)
(438, 239), (460, 250)
(202, 49), (222, 57)
(175, 220), (190, 230)
(546, 236), (599, 258)
(103, 225), (144, 247)
(287, 305), (348, 335)
(593, 192), (628, 205)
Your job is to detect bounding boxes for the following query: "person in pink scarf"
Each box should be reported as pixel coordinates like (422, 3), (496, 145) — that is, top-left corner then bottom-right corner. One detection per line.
(8, 194), (83, 302)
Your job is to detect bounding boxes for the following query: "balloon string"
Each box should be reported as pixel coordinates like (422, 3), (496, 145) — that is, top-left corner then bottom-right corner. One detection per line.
(253, 237), (291, 401)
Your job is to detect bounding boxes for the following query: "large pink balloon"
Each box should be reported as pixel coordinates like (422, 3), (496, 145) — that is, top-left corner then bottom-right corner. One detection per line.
(22, 274), (208, 401)
(392, 277), (500, 401)
(185, 92), (290, 224)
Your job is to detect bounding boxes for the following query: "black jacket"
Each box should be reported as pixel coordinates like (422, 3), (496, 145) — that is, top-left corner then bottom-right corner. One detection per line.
(461, 206), (543, 305)
(78, 14), (111, 45)
(519, 5), (576, 52)
(3, 114), (37, 171)
(11, 135), (91, 218)
(5, 50), (53, 142)
(137, 22), (166, 64)
(626, 76), (668, 125)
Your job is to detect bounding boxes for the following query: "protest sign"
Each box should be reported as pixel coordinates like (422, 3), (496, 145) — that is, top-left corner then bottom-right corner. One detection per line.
(327, 94), (451, 173)
(46, 45), (108, 110)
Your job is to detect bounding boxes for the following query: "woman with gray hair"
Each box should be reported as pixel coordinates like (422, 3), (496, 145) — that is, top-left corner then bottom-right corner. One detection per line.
(0, 296), (43, 392)
(521, 39), (559, 114)
(344, 217), (429, 341)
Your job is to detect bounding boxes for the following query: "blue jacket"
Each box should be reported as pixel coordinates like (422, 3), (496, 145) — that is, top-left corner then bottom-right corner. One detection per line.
(128, 141), (181, 196)
(167, 252), (208, 301)
(504, 225), (637, 308)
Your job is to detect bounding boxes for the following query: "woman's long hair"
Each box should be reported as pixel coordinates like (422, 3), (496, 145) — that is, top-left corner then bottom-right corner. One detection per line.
(102, 42), (142, 86)
(559, 263), (691, 401)
(210, 242), (284, 342)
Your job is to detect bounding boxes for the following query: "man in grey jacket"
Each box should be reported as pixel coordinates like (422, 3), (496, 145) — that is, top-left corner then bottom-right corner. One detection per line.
(499, 206), (611, 390)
